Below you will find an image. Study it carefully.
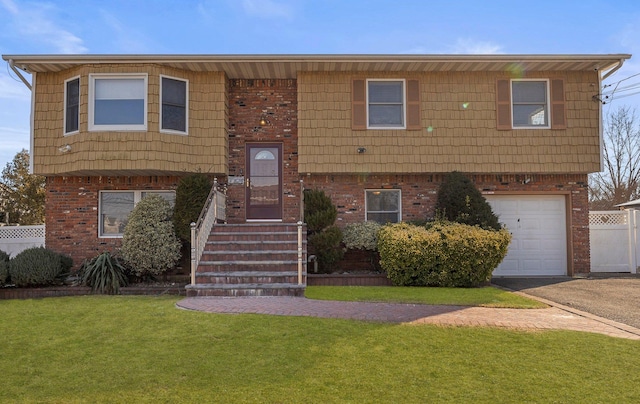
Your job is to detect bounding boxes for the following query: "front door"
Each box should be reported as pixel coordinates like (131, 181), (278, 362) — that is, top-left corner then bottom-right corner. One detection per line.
(246, 143), (283, 220)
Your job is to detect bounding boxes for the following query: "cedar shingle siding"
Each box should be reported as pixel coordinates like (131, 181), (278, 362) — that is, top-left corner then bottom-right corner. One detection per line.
(299, 71), (599, 174)
(32, 64), (228, 176)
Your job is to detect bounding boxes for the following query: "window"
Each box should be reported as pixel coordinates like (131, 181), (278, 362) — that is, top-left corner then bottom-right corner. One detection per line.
(99, 190), (175, 237)
(365, 190), (401, 224)
(64, 77), (80, 134)
(511, 80), (549, 128)
(367, 79), (406, 129)
(161, 75), (188, 134)
(89, 74), (147, 131)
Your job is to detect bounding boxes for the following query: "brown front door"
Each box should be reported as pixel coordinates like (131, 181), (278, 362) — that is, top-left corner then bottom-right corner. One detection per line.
(246, 143), (283, 220)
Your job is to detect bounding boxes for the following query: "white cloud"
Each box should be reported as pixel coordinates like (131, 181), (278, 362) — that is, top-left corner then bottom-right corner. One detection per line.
(241, 0), (294, 20)
(1, 0), (87, 53)
(450, 38), (504, 54)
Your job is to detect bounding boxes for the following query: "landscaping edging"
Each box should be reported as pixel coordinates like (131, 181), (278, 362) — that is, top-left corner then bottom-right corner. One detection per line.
(307, 273), (392, 286)
(0, 285), (187, 300)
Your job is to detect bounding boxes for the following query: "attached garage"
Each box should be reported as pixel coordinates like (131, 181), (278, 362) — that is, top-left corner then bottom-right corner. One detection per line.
(485, 194), (568, 277)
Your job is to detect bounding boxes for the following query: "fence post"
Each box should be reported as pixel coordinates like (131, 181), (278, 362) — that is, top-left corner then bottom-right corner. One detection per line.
(633, 210), (639, 274)
(190, 222), (196, 285)
(297, 221), (303, 285)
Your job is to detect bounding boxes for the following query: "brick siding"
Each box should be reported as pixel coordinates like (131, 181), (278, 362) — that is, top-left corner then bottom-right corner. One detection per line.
(45, 175), (179, 268)
(226, 79), (301, 223)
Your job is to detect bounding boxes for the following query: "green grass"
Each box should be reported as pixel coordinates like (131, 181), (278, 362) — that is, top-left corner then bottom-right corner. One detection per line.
(1, 296), (639, 403)
(305, 285), (547, 308)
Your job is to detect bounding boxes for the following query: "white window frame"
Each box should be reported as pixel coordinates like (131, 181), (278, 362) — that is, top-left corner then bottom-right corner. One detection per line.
(64, 76), (80, 135)
(88, 73), (148, 132)
(365, 189), (402, 223)
(160, 75), (189, 135)
(511, 79), (550, 129)
(366, 79), (406, 130)
(98, 190), (175, 238)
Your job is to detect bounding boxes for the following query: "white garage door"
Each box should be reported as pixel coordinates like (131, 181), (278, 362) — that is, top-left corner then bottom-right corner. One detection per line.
(486, 195), (567, 276)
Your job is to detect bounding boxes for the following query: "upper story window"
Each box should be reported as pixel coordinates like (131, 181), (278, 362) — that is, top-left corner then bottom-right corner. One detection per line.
(511, 80), (549, 128)
(160, 75), (188, 134)
(365, 189), (401, 224)
(89, 74), (147, 131)
(64, 77), (80, 135)
(352, 79), (420, 131)
(367, 79), (406, 129)
(99, 190), (175, 238)
(496, 78), (565, 130)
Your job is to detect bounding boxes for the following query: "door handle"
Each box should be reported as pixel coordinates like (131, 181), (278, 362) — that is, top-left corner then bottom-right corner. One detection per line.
(245, 178), (250, 188)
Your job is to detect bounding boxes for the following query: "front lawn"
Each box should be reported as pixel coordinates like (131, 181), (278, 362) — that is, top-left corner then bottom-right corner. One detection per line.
(1, 296), (638, 403)
(305, 285), (547, 308)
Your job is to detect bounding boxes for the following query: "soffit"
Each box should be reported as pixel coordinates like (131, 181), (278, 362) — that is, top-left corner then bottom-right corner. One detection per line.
(2, 54), (631, 78)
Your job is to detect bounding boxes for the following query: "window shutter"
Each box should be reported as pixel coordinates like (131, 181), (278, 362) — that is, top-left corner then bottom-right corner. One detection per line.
(406, 79), (421, 130)
(496, 79), (511, 130)
(352, 79), (367, 130)
(550, 78), (566, 129)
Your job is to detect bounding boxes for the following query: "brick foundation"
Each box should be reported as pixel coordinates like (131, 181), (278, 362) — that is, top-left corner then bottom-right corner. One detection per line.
(304, 173), (590, 274)
(45, 175), (180, 268)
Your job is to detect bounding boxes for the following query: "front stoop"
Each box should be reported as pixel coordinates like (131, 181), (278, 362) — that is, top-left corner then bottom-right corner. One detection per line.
(186, 223), (307, 297)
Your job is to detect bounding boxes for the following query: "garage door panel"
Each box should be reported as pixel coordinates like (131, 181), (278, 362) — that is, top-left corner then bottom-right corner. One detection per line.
(521, 239), (541, 251)
(487, 195), (567, 276)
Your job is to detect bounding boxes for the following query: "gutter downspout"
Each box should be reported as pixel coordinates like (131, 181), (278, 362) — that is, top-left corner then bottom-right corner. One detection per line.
(8, 59), (32, 90)
(602, 58), (625, 81)
(8, 59), (35, 173)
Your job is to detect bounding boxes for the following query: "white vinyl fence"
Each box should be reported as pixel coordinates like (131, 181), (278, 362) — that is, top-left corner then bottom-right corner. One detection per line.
(0, 225), (45, 257)
(589, 211), (639, 273)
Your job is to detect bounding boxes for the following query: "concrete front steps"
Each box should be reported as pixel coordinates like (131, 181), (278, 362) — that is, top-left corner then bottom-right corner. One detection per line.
(186, 223), (307, 297)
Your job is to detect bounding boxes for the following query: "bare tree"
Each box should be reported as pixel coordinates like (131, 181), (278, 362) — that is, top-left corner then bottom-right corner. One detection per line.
(589, 106), (640, 210)
(0, 149), (45, 225)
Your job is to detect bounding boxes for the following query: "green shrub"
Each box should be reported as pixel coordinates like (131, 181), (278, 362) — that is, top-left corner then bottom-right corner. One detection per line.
(378, 222), (511, 287)
(121, 194), (182, 277)
(435, 171), (501, 231)
(343, 221), (382, 251)
(173, 173), (212, 243)
(304, 189), (338, 234)
(308, 226), (344, 272)
(0, 249), (9, 285)
(80, 252), (128, 294)
(8, 247), (71, 287)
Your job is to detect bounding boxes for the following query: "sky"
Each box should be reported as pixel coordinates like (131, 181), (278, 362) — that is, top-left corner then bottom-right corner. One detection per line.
(1, 0), (640, 169)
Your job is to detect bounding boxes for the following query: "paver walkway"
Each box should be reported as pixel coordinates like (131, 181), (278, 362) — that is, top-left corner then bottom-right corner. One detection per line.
(176, 293), (640, 340)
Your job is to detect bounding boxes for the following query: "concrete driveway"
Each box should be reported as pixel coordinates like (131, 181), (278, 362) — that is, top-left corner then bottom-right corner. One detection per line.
(492, 275), (640, 329)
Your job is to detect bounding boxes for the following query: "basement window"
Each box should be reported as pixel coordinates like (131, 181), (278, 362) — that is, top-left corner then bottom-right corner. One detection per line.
(99, 190), (175, 237)
(365, 189), (401, 224)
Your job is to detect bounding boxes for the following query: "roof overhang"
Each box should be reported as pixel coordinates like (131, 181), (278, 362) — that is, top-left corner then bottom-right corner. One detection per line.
(2, 54), (632, 79)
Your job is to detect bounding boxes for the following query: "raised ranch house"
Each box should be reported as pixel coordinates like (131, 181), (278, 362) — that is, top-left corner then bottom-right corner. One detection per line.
(2, 53), (631, 296)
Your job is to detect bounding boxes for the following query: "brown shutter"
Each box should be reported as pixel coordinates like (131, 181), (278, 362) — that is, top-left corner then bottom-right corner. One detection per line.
(406, 79), (421, 130)
(496, 79), (511, 130)
(352, 79), (367, 130)
(550, 78), (566, 129)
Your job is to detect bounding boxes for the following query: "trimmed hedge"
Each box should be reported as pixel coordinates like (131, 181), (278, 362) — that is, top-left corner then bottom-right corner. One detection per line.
(173, 173), (212, 243)
(435, 171), (501, 231)
(308, 226), (344, 271)
(343, 221), (382, 251)
(8, 247), (72, 287)
(378, 222), (511, 287)
(0, 249), (9, 285)
(121, 194), (182, 277)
